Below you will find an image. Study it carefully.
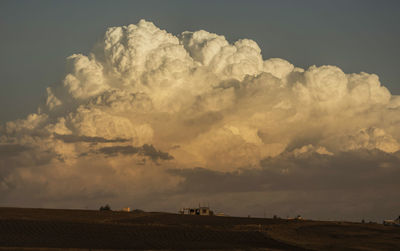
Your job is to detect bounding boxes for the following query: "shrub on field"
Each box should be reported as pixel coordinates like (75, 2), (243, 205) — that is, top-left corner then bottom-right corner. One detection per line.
(99, 204), (111, 211)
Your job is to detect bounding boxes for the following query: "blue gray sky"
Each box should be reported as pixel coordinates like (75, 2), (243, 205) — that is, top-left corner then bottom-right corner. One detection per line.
(1, 0), (400, 123)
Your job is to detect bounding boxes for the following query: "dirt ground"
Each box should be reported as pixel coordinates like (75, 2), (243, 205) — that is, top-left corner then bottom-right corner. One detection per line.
(0, 207), (399, 250)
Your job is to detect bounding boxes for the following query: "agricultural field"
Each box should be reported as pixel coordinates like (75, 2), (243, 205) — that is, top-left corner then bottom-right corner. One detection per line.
(0, 207), (399, 250)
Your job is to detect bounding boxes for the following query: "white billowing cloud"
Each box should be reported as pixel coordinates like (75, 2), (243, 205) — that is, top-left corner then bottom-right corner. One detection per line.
(304, 65), (347, 102)
(102, 20), (188, 82)
(181, 30), (263, 79)
(263, 58), (295, 79)
(65, 106), (154, 144)
(342, 127), (400, 153)
(1, 20), (400, 219)
(348, 72), (391, 105)
(63, 54), (107, 100)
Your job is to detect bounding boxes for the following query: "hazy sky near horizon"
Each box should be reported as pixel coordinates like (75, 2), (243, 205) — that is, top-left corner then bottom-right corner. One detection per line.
(1, 0), (400, 122)
(1, 1), (400, 221)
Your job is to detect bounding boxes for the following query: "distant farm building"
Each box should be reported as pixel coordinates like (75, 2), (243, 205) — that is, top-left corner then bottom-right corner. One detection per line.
(121, 207), (131, 212)
(287, 215), (303, 220)
(179, 206), (214, 216)
(383, 216), (400, 226)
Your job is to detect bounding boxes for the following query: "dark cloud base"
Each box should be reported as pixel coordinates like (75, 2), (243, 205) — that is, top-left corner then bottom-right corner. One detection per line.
(170, 149), (400, 193)
(96, 144), (174, 161)
(0, 144), (31, 157)
(166, 149), (400, 221)
(54, 133), (129, 144)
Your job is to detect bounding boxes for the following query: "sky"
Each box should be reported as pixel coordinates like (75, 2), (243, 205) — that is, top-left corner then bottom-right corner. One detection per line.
(0, 0), (400, 221)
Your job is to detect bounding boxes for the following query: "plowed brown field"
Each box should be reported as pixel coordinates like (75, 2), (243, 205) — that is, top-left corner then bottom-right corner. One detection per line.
(0, 207), (399, 250)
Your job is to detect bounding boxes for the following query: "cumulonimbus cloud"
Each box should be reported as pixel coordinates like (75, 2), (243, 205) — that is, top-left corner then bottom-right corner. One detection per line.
(0, 20), (399, 220)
